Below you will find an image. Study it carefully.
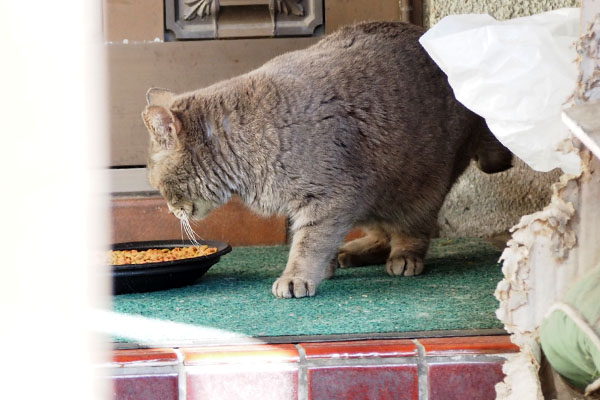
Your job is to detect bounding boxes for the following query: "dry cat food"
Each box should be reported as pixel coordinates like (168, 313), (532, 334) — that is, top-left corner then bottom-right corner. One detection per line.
(111, 245), (217, 265)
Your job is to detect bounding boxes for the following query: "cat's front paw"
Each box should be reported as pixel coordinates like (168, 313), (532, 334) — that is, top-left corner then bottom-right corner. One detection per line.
(272, 275), (317, 298)
(385, 255), (424, 277)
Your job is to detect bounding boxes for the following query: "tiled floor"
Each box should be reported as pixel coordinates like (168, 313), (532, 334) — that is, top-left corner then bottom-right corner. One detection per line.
(107, 335), (518, 400)
(108, 196), (516, 399)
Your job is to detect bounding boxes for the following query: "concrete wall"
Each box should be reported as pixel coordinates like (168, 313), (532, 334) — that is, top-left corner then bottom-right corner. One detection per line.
(425, 0), (579, 239)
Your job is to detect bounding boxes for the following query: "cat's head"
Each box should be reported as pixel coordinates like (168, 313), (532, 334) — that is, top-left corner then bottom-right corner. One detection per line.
(141, 87), (216, 221)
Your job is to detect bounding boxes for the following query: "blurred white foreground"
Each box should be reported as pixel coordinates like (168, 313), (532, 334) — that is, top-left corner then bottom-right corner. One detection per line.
(0, 2), (109, 399)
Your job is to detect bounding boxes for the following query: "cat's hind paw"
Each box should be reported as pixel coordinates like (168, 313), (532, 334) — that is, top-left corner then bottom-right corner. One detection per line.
(272, 275), (317, 298)
(337, 251), (353, 268)
(385, 255), (424, 277)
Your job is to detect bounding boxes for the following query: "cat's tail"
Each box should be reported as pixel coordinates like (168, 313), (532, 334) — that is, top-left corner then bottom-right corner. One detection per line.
(472, 117), (513, 174)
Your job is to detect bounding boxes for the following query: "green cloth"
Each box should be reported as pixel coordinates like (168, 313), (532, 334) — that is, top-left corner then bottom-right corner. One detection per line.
(541, 267), (600, 390)
(113, 237), (504, 340)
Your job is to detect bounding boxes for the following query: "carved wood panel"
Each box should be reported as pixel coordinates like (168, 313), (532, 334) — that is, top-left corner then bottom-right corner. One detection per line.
(165, 0), (323, 39)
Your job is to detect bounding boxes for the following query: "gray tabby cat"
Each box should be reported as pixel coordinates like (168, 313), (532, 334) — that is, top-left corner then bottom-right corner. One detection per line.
(141, 22), (512, 298)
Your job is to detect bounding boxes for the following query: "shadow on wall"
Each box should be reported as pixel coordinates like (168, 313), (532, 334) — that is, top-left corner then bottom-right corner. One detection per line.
(438, 158), (562, 239)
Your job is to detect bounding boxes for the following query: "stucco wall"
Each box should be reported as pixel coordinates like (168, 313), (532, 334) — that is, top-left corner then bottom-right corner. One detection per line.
(426, 0), (579, 239)
(424, 0), (580, 27)
(438, 160), (562, 239)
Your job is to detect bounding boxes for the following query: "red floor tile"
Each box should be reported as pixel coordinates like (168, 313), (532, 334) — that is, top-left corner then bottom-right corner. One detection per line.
(112, 348), (178, 365)
(184, 344), (300, 399)
(308, 365), (418, 400)
(301, 339), (417, 360)
(113, 374), (178, 400)
(182, 344), (299, 365)
(187, 363), (298, 400)
(420, 335), (518, 356)
(428, 361), (505, 400)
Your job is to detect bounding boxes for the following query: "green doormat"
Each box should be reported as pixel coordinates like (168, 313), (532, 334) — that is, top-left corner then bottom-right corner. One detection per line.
(113, 238), (503, 341)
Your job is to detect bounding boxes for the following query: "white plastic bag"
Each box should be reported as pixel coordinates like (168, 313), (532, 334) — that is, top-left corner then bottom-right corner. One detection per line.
(420, 8), (581, 175)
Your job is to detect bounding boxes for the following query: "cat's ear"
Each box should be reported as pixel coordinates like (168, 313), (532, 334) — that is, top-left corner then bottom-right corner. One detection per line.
(141, 105), (182, 150)
(146, 87), (175, 107)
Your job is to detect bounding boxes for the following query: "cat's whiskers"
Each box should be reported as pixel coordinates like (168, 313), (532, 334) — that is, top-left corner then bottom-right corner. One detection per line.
(190, 219), (203, 229)
(179, 216), (185, 244)
(179, 212), (204, 247)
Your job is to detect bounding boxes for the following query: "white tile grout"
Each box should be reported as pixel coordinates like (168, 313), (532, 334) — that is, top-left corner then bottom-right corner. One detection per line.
(414, 339), (429, 400)
(296, 344), (309, 400)
(174, 348), (187, 400)
(107, 365), (179, 377)
(302, 356), (420, 368)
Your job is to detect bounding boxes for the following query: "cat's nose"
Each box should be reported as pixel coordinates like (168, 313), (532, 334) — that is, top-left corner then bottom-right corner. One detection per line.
(167, 202), (193, 220)
(166, 203), (183, 219)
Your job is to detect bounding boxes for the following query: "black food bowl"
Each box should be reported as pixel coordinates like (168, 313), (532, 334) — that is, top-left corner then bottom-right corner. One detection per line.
(111, 239), (231, 295)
